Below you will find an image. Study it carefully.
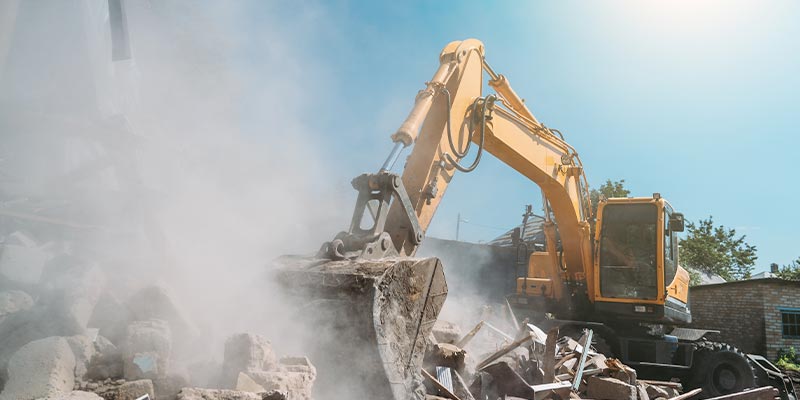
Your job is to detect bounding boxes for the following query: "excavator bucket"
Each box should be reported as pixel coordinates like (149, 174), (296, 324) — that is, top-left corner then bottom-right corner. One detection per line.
(273, 255), (448, 400)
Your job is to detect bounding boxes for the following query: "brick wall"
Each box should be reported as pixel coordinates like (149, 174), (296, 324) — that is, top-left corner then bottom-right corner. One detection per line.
(689, 282), (766, 355)
(689, 279), (800, 360)
(762, 284), (800, 360)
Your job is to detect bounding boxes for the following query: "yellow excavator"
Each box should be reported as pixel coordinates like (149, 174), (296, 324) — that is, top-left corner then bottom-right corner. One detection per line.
(275, 38), (762, 399)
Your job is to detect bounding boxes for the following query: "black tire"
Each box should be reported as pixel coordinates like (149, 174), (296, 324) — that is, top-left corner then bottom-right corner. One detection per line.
(689, 342), (756, 398)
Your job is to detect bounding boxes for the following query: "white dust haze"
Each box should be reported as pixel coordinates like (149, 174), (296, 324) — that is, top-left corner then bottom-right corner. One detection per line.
(0, 0), (348, 373)
(0, 2), (521, 397)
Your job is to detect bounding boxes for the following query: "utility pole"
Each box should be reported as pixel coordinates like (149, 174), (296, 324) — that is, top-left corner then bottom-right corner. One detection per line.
(456, 213), (461, 241)
(456, 213), (468, 241)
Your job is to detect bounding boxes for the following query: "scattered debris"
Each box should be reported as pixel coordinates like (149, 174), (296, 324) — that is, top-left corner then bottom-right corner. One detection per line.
(417, 317), (793, 400)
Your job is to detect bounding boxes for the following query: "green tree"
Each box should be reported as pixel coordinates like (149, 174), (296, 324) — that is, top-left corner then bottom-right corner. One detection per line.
(679, 216), (757, 281)
(776, 257), (800, 280)
(590, 179), (631, 219)
(589, 179), (631, 233)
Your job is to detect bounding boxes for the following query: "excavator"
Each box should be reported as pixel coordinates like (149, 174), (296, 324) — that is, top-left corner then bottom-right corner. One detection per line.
(275, 39), (768, 399)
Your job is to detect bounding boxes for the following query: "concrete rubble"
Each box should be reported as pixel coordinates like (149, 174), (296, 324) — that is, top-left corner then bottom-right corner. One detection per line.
(0, 232), (319, 400)
(0, 229), (791, 400)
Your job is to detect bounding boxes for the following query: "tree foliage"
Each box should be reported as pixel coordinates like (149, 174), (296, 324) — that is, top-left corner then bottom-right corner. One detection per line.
(679, 216), (757, 281)
(589, 179), (630, 234)
(776, 257), (800, 280)
(590, 179), (631, 219)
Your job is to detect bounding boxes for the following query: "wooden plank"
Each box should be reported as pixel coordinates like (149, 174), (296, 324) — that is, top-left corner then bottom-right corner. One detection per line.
(705, 387), (779, 400)
(506, 298), (520, 332)
(456, 321), (484, 349)
(639, 379), (684, 389)
(475, 333), (534, 371)
(667, 387), (702, 400)
(543, 327), (559, 383)
(422, 368), (462, 400)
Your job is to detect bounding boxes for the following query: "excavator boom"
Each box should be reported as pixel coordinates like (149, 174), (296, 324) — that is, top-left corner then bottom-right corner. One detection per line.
(274, 38), (599, 399)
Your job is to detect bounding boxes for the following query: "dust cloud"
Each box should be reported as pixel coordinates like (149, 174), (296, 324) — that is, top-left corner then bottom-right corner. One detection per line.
(0, 0), (347, 381)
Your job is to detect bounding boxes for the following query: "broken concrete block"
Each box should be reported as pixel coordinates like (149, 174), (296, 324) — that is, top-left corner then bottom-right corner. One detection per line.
(154, 372), (190, 400)
(644, 383), (670, 400)
(88, 291), (132, 345)
(126, 285), (198, 355)
(610, 364), (637, 386)
(586, 376), (637, 400)
(67, 335), (96, 381)
(432, 320), (462, 344)
(0, 336), (76, 400)
(116, 379), (155, 400)
(425, 343), (466, 373)
(586, 353), (608, 371)
(39, 257), (106, 333)
(122, 319), (172, 380)
(86, 335), (123, 380)
(636, 382), (650, 400)
(221, 333), (277, 388)
(176, 388), (262, 400)
(236, 372), (266, 393)
(0, 290), (34, 320)
(0, 305), (84, 384)
(91, 378), (154, 400)
(248, 364), (316, 400)
(244, 356), (315, 400)
(0, 232), (48, 286)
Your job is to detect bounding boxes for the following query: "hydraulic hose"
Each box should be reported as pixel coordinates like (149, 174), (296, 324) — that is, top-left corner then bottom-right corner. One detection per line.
(442, 91), (497, 173)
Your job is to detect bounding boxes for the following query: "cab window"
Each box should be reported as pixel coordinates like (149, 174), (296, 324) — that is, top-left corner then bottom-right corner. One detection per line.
(599, 203), (658, 299)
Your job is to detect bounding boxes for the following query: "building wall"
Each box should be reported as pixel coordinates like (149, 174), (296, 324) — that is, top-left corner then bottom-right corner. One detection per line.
(689, 283), (766, 355)
(762, 284), (800, 360)
(689, 280), (800, 360)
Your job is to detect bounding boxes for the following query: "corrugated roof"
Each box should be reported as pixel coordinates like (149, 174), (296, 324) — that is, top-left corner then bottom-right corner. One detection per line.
(692, 277), (800, 289)
(488, 214), (546, 247)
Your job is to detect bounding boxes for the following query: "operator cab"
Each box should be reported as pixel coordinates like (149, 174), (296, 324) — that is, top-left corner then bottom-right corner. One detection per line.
(593, 195), (690, 324)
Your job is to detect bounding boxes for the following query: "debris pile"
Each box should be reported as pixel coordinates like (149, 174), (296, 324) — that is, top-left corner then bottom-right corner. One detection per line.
(421, 313), (783, 400)
(0, 232), (316, 400)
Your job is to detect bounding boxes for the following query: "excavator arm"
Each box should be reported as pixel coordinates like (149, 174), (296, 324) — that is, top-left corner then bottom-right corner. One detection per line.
(328, 39), (594, 300)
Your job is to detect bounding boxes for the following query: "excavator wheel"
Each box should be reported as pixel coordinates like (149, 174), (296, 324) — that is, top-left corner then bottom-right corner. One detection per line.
(273, 255), (448, 400)
(689, 342), (756, 398)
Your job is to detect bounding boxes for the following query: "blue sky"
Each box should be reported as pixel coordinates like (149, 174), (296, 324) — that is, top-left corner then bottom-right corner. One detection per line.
(240, 1), (799, 272)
